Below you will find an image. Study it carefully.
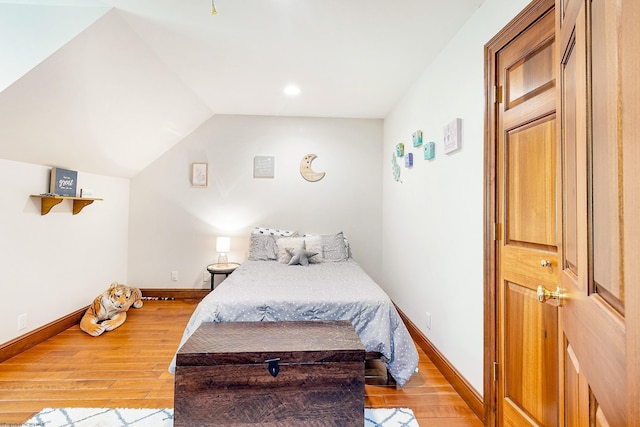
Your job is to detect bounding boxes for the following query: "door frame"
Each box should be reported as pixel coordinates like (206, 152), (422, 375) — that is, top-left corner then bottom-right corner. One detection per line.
(483, 0), (556, 424)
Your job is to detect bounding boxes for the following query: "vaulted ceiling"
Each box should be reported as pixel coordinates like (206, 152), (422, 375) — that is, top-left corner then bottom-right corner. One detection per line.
(0, 0), (482, 177)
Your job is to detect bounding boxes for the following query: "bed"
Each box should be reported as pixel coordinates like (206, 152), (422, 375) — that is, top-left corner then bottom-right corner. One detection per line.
(169, 229), (419, 388)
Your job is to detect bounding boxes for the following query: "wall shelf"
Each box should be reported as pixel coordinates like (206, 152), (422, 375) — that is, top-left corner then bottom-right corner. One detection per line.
(30, 195), (103, 215)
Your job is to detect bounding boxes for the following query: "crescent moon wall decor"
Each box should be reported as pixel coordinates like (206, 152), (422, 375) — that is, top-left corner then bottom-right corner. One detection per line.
(300, 154), (326, 182)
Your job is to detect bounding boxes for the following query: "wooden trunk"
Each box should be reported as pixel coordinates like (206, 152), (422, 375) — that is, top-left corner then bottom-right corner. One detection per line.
(174, 320), (365, 426)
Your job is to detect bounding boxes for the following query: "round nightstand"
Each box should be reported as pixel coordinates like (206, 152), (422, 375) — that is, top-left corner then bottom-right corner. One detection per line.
(206, 262), (240, 289)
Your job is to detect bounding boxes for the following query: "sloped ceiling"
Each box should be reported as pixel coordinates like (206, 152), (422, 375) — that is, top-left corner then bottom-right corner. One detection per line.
(0, 0), (482, 178)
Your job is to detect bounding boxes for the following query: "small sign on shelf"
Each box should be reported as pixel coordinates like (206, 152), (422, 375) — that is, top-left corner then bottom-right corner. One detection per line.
(50, 167), (77, 196)
(80, 188), (94, 197)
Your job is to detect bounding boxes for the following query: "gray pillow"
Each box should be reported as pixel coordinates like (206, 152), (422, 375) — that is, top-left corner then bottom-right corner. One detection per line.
(248, 234), (278, 261)
(286, 241), (318, 266)
(252, 226), (297, 237)
(320, 232), (348, 262)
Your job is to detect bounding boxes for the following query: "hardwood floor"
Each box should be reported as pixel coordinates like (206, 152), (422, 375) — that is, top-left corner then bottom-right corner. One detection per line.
(0, 299), (482, 426)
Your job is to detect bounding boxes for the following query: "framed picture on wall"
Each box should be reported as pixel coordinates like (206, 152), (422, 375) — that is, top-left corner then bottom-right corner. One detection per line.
(254, 156), (275, 178)
(191, 162), (208, 187)
(443, 118), (462, 154)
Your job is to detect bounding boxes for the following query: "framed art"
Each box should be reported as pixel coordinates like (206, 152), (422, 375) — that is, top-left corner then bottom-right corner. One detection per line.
(404, 152), (413, 167)
(443, 118), (462, 154)
(254, 156), (275, 178)
(412, 130), (423, 147)
(191, 162), (208, 187)
(424, 141), (435, 160)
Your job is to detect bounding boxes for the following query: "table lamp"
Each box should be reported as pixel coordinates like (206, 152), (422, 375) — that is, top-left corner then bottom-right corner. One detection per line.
(216, 236), (230, 265)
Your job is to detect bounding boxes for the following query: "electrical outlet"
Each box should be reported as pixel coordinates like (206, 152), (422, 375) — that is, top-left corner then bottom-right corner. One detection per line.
(171, 271), (178, 281)
(18, 313), (27, 331)
(203, 271), (210, 283)
(425, 312), (432, 330)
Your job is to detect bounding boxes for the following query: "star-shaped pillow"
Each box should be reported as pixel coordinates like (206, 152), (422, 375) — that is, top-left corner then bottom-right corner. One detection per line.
(286, 241), (318, 266)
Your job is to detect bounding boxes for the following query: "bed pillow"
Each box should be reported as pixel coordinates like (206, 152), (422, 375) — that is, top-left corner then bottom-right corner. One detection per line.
(248, 234), (278, 261)
(252, 226), (298, 237)
(276, 236), (323, 263)
(304, 232), (349, 262)
(286, 241), (318, 267)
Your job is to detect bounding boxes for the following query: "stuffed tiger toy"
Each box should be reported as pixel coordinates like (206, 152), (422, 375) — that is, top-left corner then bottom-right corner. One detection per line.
(80, 282), (143, 337)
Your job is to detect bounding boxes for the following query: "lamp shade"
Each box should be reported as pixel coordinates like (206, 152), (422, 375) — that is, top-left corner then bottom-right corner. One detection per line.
(216, 237), (231, 253)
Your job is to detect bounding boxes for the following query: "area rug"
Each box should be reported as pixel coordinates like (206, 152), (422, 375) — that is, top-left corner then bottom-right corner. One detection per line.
(23, 407), (419, 427)
(22, 408), (173, 427)
(365, 407), (419, 426)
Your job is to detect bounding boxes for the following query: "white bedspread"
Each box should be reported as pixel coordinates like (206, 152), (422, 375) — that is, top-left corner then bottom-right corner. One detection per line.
(169, 260), (418, 387)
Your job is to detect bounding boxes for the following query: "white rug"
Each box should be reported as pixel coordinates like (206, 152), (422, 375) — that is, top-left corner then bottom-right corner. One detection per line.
(364, 407), (420, 427)
(22, 408), (173, 427)
(23, 407), (419, 427)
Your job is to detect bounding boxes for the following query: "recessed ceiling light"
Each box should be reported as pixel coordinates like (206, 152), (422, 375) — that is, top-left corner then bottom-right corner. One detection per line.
(284, 85), (301, 96)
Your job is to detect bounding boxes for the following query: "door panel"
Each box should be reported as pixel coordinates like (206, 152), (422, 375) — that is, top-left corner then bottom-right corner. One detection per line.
(560, 34), (579, 276)
(591, 0), (623, 308)
(558, 0), (627, 425)
(506, 40), (555, 109)
(564, 344), (589, 427)
(496, 4), (558, 426)
(506, 118), (556, 247)
(504, 283), (557, 427)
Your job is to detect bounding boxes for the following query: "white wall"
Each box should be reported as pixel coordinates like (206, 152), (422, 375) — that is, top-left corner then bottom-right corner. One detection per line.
(128, 115), (383, 289)
(381, 0), (530, 395)
(0, 159), (129, 344)
(0, 1), (533, 396)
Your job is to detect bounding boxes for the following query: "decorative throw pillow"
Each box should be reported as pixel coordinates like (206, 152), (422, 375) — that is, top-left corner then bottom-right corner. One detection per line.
(304, 232), (348, 262)
(276, 236), (323, 263)
(286, 241), (318, 267)
(248, 234), (278, 261)
(252, 226), (297, 237)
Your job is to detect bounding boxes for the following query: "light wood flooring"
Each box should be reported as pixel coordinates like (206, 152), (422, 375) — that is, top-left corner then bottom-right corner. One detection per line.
(0, 299), (482, 426)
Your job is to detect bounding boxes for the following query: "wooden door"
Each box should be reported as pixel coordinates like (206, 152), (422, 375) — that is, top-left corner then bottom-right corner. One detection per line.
(556, 0), (637, 425)
(486, 0), (640, 426)
(493, 1), (559, 425)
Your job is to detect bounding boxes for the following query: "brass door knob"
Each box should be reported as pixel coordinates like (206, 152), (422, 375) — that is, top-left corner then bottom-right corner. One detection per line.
(537, 285), (564, 305)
